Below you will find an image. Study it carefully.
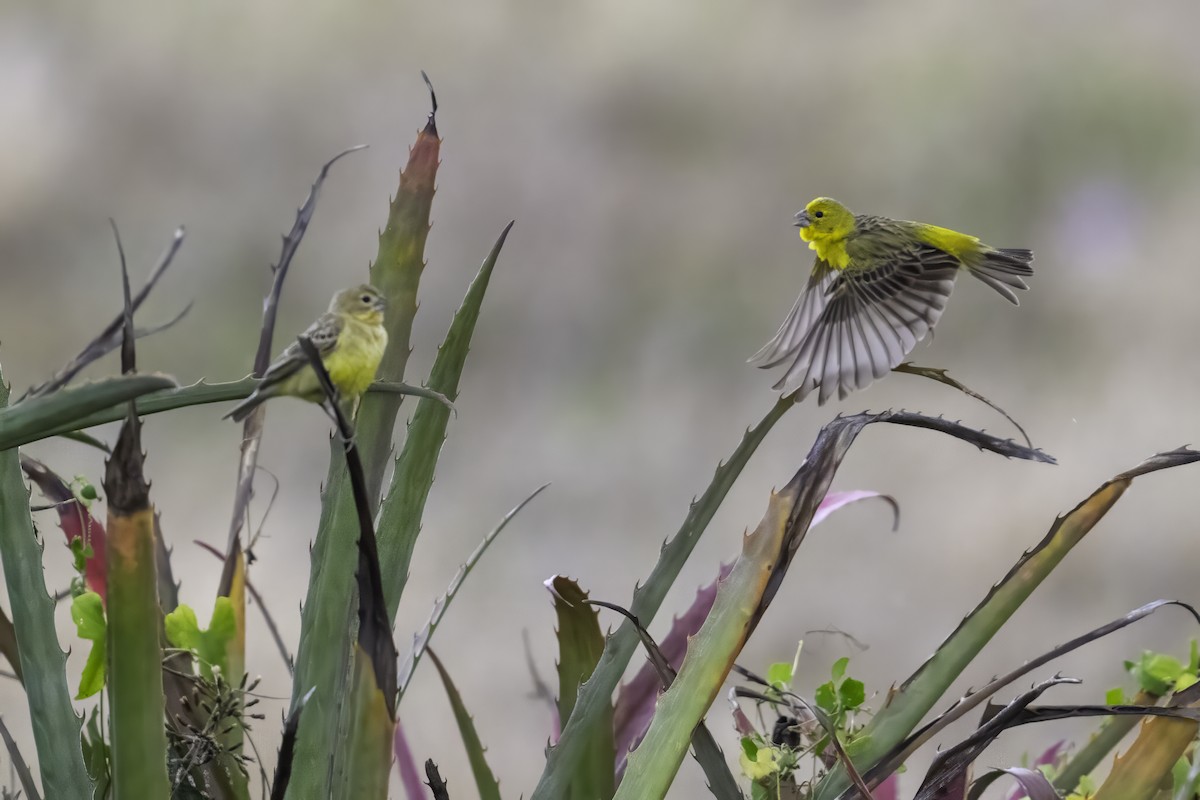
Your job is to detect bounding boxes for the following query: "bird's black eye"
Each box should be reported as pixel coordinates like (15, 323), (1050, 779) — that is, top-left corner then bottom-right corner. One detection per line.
(361, 294), (372, 303)
(813, 210), (824, 219)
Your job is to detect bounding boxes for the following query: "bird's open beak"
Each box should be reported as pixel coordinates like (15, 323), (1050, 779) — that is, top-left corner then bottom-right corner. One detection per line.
(793, 210), (811, 228)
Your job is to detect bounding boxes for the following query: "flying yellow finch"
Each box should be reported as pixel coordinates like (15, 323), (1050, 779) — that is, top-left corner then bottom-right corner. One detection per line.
(226, 284), (388, 422)
(750, 197), (1033, 404)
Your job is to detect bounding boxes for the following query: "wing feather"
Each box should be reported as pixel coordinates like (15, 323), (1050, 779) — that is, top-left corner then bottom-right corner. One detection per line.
(749, 260), (835, 368)
(768, 243), (959, 402)
(258, 312), (344, 386)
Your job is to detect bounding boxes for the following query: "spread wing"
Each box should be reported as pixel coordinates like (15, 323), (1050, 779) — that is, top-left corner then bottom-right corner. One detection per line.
(748, 259), (835, 369)
(259, 312), (344, 386)
(768, 243), (961, 404)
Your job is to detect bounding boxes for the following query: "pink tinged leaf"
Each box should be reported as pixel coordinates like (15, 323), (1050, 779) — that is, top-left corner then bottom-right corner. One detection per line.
(20, 456), (107, 601)
(1005, 741), (1064, 800)
(393, 718), (425, 800)
(812, 490), (899, 530)
(874, 772), (901, 800)
(729, 692), (757, 737)
(611, 489), (896, 776)
(1000, 767), (1059, 800)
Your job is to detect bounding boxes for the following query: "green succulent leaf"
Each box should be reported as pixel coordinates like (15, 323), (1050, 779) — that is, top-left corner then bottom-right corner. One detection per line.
(1127, 652), (1185, 695)
(71, 591), (106, 699)
(839, 678), (866, 710)
(740, 736), (759, 761)
(831, 656), (849, 683)
(815, 681), (838, 714)
(767, 661), (793, 689)
(164, 598), (235, 680)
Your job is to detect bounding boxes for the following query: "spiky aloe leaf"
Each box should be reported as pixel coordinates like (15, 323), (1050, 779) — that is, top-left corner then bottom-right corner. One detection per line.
(291, 334), (399, 798)
(613, 464), (801, 799)
(398, 484), (547, 699)
(1092, 697), (1200, 800)
(874, 600), (1199, 783)
(613, 492), (895, 774)
(356, 85), (441, 505)
(0, 605), (21, 683)
(286, 92), (440, 800)
(427, 647), (503, 800)
(532, 397), (795, 799)
(336, 647), (396, 800)
(913, 677), (1076, 799)
(613, 412), (1049, 799)
(33, 379), (447, 444)
(378, 222), (513, 619)
(587, 598), (742, 800)
(548, 576), (615, 800)
(0, 369), (91, 799)
(0, 373), (175, 452)
(1053, 690), (1156, 794)
(103, 413), (170, 799)
(612, 564), (731, 772)
(814, 447), (1200, 800)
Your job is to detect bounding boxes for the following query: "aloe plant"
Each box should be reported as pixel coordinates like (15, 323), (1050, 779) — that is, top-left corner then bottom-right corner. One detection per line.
(3, 75), (1200, 800)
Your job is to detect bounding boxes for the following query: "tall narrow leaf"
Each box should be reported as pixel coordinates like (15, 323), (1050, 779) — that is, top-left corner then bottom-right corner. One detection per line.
(427, 648), (503, 800)
(336, 648), (397, 800)
(614, 412), (1049, 799)
(612, 491), (894, 775)
(814, 447), (1200, 799)
(286, 92), (440, 799)
(549, 576), (615, 800)
(1053, 690), (1157, 793)
(532, 396), (794, 799)
(0, 368), (91, 799)
(379, 221), (513, 619)
(103, 413), (170, 798)
(1093, 698), (1200, 800)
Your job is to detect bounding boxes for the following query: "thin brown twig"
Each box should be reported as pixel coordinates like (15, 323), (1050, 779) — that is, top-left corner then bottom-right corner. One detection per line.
(23, 225), (186, 399)
(220, 143), (368, 597)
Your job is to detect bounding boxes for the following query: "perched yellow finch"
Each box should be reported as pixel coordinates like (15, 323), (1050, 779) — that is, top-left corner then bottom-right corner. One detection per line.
(226, 284), (388, 422)
(750, 197), (1033, 404)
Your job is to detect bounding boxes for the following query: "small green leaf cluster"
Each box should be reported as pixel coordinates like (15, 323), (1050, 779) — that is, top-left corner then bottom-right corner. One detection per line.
(1121, 640), (1199, 696)
(813, 657), (866, 734)
(164, 598), (237, 682)
(737, 654), (872, 794)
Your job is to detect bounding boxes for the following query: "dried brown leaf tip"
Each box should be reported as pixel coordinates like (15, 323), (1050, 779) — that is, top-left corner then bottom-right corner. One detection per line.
(103, 414), (149, 515)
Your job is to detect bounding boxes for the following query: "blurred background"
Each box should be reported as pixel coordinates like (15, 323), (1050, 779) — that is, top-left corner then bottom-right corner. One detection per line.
(2, 0), (1199, 796)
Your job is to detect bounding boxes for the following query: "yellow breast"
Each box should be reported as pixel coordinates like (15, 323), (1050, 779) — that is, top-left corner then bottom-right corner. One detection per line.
(325, 319), (388, 397)
(807, 236), (851, 270)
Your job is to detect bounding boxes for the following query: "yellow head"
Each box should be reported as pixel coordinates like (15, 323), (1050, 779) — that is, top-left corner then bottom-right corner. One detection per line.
(794, 197), (856, 244)
(330, 284), (386, 325)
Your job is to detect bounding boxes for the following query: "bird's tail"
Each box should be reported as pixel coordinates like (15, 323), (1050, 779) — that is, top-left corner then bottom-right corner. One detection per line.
(967, 248), (1034, 305)
(224, 393), (264, 423)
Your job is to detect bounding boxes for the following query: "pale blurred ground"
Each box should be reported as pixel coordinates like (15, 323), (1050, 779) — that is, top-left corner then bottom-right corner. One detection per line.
(2, 1), (1200, 797)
